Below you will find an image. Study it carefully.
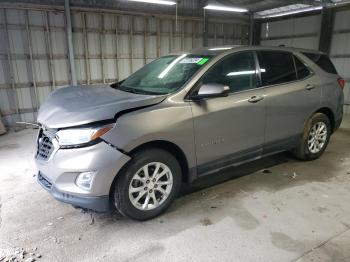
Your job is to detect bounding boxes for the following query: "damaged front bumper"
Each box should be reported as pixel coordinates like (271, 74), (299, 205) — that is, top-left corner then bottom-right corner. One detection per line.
(35, 140), (130, 212)
(38, 172), (110, 212)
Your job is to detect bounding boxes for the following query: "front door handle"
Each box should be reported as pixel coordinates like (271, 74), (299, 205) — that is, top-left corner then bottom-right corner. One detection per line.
(248, 95), (264, 103)
(305, 84), (316, 90)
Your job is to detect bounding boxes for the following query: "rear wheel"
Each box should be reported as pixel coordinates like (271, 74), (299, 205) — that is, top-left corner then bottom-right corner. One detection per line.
(293, 113), (331, 160)
(114, 148), (182, 220)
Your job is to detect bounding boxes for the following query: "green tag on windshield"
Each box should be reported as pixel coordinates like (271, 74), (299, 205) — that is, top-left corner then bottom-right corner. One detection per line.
(197, 58), (209, 65)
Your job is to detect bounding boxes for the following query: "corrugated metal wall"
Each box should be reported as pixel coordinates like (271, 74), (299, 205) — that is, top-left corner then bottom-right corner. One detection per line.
(330, 9), (350, 114)
(259, 12), (350, 113)
(0, 5), (249, 127)
(260, 15), (321, 49)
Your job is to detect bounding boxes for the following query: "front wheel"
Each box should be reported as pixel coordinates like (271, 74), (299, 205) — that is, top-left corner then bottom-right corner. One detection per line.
(293, 113), (331, 160)
(113, 148), (182, 220)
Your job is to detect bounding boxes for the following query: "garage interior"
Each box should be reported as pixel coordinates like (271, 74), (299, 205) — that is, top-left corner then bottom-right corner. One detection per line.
(1, 0), (350, 261)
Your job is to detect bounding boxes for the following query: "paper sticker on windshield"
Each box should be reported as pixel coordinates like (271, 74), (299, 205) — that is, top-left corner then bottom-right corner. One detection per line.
(179, 57), (210, 65)
(180, 58), (203, 64)
(197, 58), (209, 65)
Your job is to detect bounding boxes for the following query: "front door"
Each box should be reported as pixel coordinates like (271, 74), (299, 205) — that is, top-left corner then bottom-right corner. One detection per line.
(190, 51), (266, 176)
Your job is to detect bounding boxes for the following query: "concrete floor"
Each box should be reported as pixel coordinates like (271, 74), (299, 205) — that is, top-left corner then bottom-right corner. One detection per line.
(1, 118), (350, 262)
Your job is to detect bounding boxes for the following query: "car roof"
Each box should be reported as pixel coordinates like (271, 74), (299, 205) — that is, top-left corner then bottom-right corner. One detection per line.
(171, 45), (325, 57)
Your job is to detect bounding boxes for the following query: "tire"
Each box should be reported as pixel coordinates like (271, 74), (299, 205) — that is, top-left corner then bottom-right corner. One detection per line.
(113, 148), (182, 221)
(293, 113), (331, 161)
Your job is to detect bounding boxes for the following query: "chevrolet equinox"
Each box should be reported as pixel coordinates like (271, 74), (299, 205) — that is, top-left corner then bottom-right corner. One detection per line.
(35, 46), (344, 220)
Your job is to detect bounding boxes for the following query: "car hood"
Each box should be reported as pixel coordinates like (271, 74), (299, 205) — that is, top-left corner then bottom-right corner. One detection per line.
(37, 85), (167, 128)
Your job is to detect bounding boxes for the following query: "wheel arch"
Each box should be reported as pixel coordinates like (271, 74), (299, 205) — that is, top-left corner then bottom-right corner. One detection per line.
(109, 140), (191, 200)
(314, 107), (335, 133)
(127, 140), (190, 184)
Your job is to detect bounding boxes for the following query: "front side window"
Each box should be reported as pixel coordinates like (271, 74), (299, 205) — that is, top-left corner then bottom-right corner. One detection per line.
(202, 52), (257, 93)
(257, 51), (297, 86)
(117, 54), (212, 95)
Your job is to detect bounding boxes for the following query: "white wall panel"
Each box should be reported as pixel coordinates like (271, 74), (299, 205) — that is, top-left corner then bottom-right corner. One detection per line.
(261, 20), (294, 38)
(330, 33), (350, 55)
(333, 9), (350, 30)
(12, 60), (29, 83)
(72, 32), (84, 56)
(0, 62), (6, 85)
(9, 30), (26, 54)
(291, 37), (320, 49)
(104, 59), (118, 79)
(89, 59), (102, 81)
(160, 36), (170, 55)
(17, 87), (32, 110)
(117, 59), (130, 80)
(0, 89), (11, 112)
(37, 86), (51, 105)
(294, 15), (321, 34)
(53, 59), (68, 82)
(51, 31), (67, 55)
(49, 12), (65, 27)
(331, 9), (350, 113)
(75, 58), (86, 82)
(260, 39), (289, 46)
(260, 15), (321, 50)
(34, 60), (50, 82)
(31, 31), (47, 55)
(6, 9), (24, 24)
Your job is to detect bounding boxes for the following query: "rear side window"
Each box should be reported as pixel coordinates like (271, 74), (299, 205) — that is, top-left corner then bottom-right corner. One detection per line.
(294, 56), (312, 80)
(257, 51), (297, 86)
(302, 52), (337, 74)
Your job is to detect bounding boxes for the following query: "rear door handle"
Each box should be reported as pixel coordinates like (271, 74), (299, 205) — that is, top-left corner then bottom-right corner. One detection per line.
(248, 95), (264, 103)
(305, 84), (316, 90)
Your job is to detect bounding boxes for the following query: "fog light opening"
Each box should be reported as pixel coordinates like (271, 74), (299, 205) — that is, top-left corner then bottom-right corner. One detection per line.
(76, 171), (97, 190)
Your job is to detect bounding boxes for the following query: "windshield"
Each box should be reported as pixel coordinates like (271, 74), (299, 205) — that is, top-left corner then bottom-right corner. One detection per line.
(117, 54), (212, 95)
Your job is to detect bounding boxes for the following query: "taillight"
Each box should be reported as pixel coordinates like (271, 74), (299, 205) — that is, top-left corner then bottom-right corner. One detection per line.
(337, 78), (345, 89)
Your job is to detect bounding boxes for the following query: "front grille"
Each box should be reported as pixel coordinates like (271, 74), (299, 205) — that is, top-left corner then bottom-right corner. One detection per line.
(36, 129), (55, 160)
(38, 172), (52, 190)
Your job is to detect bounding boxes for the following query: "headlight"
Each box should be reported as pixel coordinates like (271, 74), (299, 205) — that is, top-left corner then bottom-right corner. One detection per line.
(56, 124), (114, 148)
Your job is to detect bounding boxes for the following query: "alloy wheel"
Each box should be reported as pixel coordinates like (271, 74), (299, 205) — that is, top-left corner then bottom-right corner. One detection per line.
(128, 162), (173, 211)
(308, 121), (328, 154)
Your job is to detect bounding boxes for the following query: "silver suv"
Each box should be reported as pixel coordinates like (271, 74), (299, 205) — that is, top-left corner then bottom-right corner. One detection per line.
(35, 46), (344, 220)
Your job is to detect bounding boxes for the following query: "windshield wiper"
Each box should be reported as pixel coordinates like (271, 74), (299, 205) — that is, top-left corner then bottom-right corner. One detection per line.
(110, 82), (136, 93)
(110, 80), (126, 89)
(119, 86), (162, 95)
(118, 86), (146, 94)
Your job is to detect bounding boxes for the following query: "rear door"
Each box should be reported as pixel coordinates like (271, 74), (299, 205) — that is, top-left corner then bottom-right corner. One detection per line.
(190, 51), (266, 175)
(257, 50), (321, 153)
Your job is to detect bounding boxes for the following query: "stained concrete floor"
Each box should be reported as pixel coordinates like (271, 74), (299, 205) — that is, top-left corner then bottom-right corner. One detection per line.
(1, 118), (350, 262)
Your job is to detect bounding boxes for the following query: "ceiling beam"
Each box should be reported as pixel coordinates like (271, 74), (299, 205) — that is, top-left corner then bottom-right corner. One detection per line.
(209, 0), (311, 12)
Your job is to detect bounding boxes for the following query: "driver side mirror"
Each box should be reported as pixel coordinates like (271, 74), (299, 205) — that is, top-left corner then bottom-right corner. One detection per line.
(191, 83), (230, 100)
